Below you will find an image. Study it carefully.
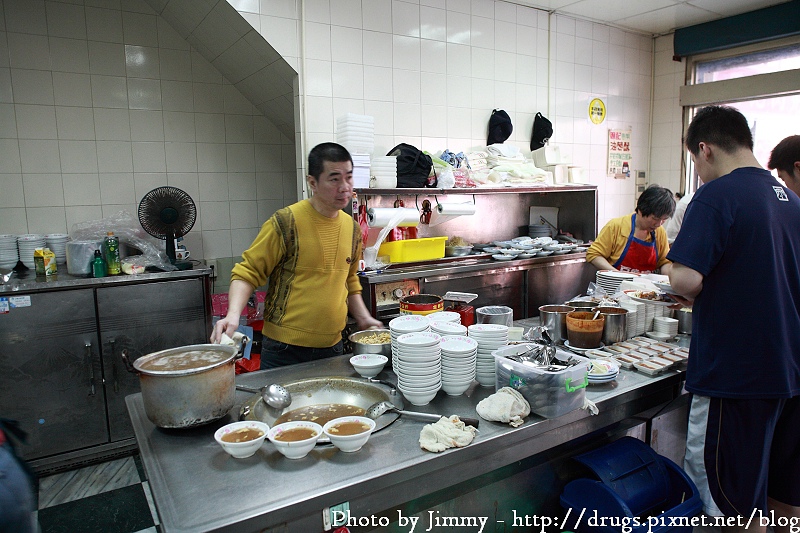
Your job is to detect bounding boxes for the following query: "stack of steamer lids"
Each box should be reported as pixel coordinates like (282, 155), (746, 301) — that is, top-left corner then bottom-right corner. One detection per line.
(45, 233), (69, 264)
(468, 324), (509, 387)
(0, 235), (19, 269)
(394, 331), (442, 405)
(596, 271), (636, 296)
(370, 155), (397, 188)
(439, 336), (478, 396)
(17, 234), (46, 270)
(429, 321), (468, 337)
(389, 315), (430, 365)
(336, 113), (374, 155)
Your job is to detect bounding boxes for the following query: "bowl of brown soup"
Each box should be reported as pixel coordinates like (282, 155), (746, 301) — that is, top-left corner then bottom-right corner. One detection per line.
(322, 416), (376, 453)
(214, 421), (269, 458)
(267, 421), (323, 459)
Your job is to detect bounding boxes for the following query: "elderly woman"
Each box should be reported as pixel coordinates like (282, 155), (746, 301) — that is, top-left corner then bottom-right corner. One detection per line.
(586, 185), (675, 274)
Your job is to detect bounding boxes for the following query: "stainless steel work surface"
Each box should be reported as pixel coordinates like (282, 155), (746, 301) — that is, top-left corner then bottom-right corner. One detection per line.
(127, 349), (684, 533)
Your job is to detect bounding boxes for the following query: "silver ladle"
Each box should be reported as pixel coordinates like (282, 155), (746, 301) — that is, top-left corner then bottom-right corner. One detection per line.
(236, 383), (292, 410)
(365, 401), (479, 428)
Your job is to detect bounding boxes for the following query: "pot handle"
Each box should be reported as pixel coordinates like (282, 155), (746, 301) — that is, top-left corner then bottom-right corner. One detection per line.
(221, 332), (250, 360)
(121, 349), (138, 374)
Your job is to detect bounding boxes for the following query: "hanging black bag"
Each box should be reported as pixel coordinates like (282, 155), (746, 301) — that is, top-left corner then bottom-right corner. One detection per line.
(388, 143), (436, 188)
(530, 112), (553, 150)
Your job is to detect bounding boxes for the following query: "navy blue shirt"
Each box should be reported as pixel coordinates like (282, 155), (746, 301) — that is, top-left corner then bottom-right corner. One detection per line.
(667, 167), (800, 398)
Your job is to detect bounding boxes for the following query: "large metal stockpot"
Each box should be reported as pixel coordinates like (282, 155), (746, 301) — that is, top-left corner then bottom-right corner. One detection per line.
(123, 343), (243, 429)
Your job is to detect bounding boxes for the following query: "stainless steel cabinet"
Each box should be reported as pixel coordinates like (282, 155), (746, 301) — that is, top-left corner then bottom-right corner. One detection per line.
(527, 258), (596, 314)
(422, 268), (526, 319)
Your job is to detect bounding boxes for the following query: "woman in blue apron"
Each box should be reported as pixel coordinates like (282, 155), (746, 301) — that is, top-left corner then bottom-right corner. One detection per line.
(586, 186), (676, 275)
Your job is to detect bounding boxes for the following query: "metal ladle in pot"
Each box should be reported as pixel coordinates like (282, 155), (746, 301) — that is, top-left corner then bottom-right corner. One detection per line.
(236, 383), (292, 410)
(366, 401), (479, 428)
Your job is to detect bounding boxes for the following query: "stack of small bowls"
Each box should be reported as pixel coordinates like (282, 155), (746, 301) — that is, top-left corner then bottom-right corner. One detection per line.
(468, 324), (509, 386)
(17, 234), (46, 270)
(439, 336), (477, 396)
(429, 320), (467, 338)
(426, 311), (461, 323)
(45, 234), (69, 264)
(0, 235), (19, 270)
(389, 315), (430, 365)
(394, 331), (442, 405)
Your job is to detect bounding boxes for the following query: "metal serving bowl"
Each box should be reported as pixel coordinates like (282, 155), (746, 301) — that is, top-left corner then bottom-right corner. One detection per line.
(348, 329), (391, 357)
(445, 245), (474, 257)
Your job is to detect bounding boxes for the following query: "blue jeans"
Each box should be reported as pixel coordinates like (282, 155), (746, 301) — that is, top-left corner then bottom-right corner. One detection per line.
(259, 336), (344, 370)
(0, 443), (36, 533)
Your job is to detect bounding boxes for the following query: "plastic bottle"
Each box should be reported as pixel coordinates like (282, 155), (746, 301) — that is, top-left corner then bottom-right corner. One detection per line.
(92, 250), (106, 278)
(104, 231), (121, 275)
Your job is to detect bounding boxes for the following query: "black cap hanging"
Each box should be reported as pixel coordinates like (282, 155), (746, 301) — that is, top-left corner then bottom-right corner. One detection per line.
(531, 112), (553, 150)
(487, 109), (513, 145)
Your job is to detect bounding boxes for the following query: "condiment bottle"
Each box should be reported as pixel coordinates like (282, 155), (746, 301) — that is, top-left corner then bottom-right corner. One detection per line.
(92, 250), (106, 278)
(104, 231), (121, 275)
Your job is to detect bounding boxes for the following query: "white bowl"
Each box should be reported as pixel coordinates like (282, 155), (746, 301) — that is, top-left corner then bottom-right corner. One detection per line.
(214, 421), (269, 459)
(350, 354), (388, 378)
(441, 381), (472, 396)
(398, 376), (441, 388)
(322, 416), (376, 453)
(398, 385), (440, 406)
(267, 421), (322, 459)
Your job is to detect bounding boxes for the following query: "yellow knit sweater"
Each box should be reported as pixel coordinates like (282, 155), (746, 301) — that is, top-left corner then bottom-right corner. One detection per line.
(231, 200), (362, 347)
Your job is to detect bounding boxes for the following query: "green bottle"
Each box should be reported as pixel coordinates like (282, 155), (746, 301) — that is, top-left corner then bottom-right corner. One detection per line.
(92, 250), (106, 278)
(104, 232), (121, 275)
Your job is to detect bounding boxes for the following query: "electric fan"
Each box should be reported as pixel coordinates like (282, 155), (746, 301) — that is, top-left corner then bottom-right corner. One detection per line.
(138, 186), (197, 267)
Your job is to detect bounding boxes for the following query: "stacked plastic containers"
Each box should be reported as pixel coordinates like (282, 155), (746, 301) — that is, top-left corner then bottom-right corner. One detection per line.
(336, 113), (374, 155)
(370, 156), (397, 188)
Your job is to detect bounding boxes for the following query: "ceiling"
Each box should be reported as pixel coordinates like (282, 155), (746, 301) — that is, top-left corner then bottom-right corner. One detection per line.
(513, 0), (791, 35)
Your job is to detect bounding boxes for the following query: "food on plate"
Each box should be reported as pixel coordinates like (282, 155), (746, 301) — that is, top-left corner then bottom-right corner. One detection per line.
(272, 426), (319, 442)
(220, 426), (265, 443)
(446, 236), (471, 247)
(631, 290), (675, 302)
(589, 362), (614, 374)
(326, 420), (371, 436)
(356, 331), (391, 344)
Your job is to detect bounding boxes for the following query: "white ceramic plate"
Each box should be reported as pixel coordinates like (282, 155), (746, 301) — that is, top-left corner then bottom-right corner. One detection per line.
(652, 281), (680, 295)
(623, 290), (677, 307)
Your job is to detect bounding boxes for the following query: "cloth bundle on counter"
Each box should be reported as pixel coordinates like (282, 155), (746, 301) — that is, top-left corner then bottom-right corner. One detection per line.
(476, 387), (531, 427)
(419, 415), (479, 453)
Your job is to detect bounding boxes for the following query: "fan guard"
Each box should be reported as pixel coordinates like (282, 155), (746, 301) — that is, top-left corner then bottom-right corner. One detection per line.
(138, 186), (197, 263)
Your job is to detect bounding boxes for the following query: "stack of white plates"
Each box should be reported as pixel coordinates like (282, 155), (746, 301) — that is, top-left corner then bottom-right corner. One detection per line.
(394, 331), (441, 406)
(596, 271), (636, 296)
(336, 113), (374, 155)
(370, 155), (397, 188)
(389, 315), (430, 363)
(439, 336), (478, 396)
(45, 233), (69, 264)
(429, 321), (467, 337)
(17, 234), (46, 270)
(528, 224), (552, 238)
(652, 317), (679, 338)
(587, 359), (620, 384)
(468, 324), (509, 387)
(0, 235), (19, 269)
(426, 311), (461, 324)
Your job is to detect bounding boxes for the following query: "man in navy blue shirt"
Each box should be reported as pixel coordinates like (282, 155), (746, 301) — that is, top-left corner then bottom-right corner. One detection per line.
(668, 106), (800, 530)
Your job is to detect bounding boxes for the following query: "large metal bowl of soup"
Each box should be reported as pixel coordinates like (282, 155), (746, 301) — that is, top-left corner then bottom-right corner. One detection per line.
(123, 343), (243, 429)
(241, 376), (402, 443)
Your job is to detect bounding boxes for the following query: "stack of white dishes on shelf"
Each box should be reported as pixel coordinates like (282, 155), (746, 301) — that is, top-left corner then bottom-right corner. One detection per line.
(0, 235), (19, 270)
(426, 311), (460, 323)
(389, 315), (430, 364)
(45, 234), (69, 264)
(429, 320), (467, 337)
(336, 113), (374, 155)
(17, 234), (46, 270)
(468, 324), (509, 387)
(351, 154), (371, 188)
(650, 317), (679, 340)
(619, 300), (645, 336)
(439, 336), (478, 396)
(596, 270), (636, 296)
(587, 359), (620, 385)
(394, 331), (442, 406)
(370, 155), (397, 188)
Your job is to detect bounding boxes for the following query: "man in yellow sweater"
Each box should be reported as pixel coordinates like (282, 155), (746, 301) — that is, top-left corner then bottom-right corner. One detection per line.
(211, 143), (382, 368)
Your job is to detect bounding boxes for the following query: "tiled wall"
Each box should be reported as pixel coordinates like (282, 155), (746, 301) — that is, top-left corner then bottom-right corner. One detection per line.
(0, 0), (296, 262)
(237, 0), (656, 228)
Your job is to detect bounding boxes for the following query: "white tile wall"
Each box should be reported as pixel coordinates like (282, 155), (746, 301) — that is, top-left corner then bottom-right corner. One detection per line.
(0, 0), (294, 260)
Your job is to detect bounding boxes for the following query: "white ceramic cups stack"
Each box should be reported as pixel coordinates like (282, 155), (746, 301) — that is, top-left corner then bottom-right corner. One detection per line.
(439, 336), (478, 396)
(394, 332), (442, 406)
(0, 235), (19, 269)
(336, 113), (374, 155)
(370, 156), (397, 188)
(17, 234), (46, 270)
(45, 234), (69, 264)
(468, 324), (509, 387)
(388, 315), (430, 365)
(429, 321), (468, 338)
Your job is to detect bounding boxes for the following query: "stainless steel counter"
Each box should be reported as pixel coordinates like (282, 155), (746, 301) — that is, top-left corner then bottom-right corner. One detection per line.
(127, 331), (685, 533)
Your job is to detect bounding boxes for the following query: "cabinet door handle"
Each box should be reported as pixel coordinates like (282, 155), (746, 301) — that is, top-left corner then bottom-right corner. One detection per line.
(85, 343), (95, 396)
(109, 339), (119, 393)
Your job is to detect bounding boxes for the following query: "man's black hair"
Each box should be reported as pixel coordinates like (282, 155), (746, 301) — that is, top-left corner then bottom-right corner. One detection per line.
(307, 142), (353, 179)
(684, 105), (753, 156)
(768, 135), (800, 175)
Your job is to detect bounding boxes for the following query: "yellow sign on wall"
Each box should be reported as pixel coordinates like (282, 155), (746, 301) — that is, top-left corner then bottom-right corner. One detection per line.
(589, 98), (606, 125)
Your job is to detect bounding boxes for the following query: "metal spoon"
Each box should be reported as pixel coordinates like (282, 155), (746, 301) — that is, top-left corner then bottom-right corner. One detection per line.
(365, 401), (479, 428)
(236, 383), (292, 410)
(592, 308), (602, 320)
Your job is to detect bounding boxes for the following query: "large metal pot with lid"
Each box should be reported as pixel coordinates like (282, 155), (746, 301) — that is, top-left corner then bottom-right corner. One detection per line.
(122, 340), (246, 429)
